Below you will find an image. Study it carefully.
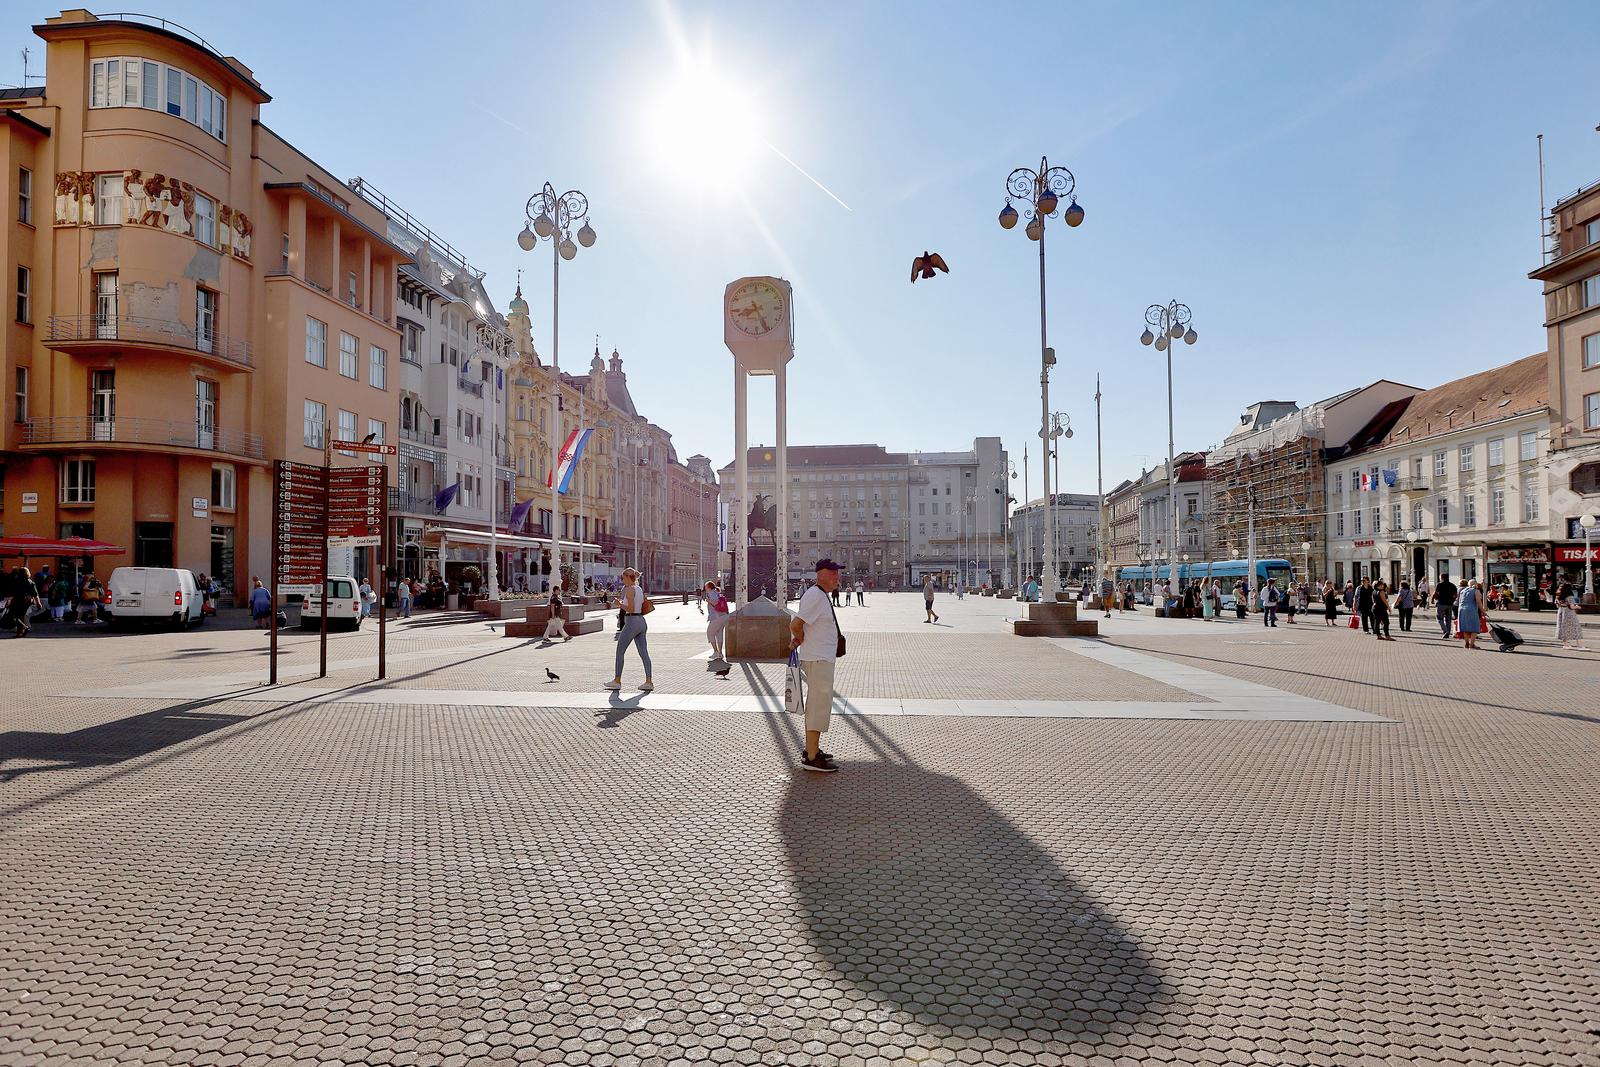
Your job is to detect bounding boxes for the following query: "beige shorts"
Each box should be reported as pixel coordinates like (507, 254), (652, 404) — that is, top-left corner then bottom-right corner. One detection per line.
(799, 657), (835, 734)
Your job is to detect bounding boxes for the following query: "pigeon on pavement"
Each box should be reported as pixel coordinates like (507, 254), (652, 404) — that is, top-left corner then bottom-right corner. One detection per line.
(714, 667), (731, 678)
(545, 668), (559, 682)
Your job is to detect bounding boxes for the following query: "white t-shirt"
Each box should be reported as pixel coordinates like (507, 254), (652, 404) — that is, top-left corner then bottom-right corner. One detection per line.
(795, 586), (839, 662)
(619, 584), (646, 613)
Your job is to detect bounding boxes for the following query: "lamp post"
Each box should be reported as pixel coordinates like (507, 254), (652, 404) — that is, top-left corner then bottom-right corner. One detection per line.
(1000, 156), (1084, 600)
(1301, 540), (1312, 587)
(517, 182), (596, 594)
(1581, 513), (1597, 603)
(1138, 300), (1197, 607)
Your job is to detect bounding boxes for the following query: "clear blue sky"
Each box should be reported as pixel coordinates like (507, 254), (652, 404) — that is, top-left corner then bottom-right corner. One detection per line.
(11, 1), (1600, 503)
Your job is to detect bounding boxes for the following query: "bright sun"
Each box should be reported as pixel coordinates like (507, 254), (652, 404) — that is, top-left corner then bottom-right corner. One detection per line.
(644, 61), (763, 189)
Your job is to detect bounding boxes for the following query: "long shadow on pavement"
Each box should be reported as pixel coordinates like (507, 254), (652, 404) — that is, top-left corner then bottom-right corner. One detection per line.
(764, 698), (1173, 1041)
(0, 703), (255, 784)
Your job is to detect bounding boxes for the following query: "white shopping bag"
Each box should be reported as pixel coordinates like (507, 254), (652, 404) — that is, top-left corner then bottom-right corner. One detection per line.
(784, 649), (805, 716)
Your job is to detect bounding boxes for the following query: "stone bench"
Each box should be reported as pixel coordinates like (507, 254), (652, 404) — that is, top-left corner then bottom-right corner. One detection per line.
(504, 601), (605, 639)
(1012, 599), (1101, 638)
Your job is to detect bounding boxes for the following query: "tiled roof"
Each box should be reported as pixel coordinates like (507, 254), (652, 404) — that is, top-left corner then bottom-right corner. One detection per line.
(1363, 353), (1548, 452)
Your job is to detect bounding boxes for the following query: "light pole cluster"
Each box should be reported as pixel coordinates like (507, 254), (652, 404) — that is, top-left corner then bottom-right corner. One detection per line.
(516, 182), (596, 593)
(1139, 301), (1197, 589)
(999, 157), (1084, 599)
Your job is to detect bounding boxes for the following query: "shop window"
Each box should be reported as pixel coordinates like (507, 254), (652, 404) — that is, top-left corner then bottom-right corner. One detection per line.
(211, 464), (236, 510)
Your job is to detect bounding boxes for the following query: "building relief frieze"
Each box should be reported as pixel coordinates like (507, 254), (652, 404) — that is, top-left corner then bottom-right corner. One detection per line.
(54, 169), (253, 260)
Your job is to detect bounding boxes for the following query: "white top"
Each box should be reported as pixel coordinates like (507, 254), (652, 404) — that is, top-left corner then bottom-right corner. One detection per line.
(619, 584), (646, 613)
(795, 586), (839, 662)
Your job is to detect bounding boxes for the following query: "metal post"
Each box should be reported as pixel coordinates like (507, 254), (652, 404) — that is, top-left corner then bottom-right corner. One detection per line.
(1166, 339), (1178, 602)
(487, 346), (500, 601)
(1095, 375), (1105, 584)
(1053, 431), (1062, 587)
(548, 240), (562, 590)
(378, 463), (388, 680)
(775, 357), (789, 599)
(734, 362), (749, 604)
(1038, 211), (1056, 599)
(319, 421), (330, 680)
(1247, 484), (1258, 613)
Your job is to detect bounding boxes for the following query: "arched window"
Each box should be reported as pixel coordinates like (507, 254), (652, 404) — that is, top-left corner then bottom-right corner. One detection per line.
(401, 396), (412, 430)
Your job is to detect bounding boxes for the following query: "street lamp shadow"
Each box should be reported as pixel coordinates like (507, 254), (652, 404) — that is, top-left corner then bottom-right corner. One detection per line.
(773, 712), (1173, 1042)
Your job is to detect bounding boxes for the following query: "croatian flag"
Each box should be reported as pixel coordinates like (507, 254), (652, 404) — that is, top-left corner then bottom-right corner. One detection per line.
(1360, 472), (1372, 492)
(548, 428), (594, 494)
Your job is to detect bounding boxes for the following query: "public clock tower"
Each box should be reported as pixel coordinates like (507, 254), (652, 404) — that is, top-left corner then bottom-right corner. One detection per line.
(723, 276), (794, 605)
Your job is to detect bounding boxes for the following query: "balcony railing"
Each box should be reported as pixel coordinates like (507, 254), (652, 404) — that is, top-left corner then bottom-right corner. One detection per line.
(401, 424), (444, 449)
(457, 377), (485, 398)
(24, 416), (265, 460)
(46, 314), (253, 367)
(389, 488), (440, 515)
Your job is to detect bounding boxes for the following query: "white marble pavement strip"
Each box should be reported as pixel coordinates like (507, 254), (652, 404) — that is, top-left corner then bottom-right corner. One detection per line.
(1046, 637), (1391, 719)
(66, 682), (1391, 722)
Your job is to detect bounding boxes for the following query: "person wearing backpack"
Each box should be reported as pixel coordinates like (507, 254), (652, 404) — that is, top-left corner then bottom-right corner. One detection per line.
(704, 580), (730, 662)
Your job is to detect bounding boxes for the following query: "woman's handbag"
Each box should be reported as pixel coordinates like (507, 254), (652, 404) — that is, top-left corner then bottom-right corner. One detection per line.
(641, 597), (655, 615)
(1348, 614), (1360, 629)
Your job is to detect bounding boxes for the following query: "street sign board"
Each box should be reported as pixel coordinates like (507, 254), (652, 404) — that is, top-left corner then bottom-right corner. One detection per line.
(330, 440), (398, 455)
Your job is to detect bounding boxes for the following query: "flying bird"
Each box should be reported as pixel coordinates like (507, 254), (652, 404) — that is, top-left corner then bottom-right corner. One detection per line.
(545, 668), (559, 682)
(911, 251), (950, 283)
(361, 432), (377, 445)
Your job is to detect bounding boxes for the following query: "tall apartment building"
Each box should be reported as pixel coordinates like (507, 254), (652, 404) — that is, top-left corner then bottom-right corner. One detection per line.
(349, 178), (514, 586)
(602, 350), (673, 587)
(1010, 492), (1099, 584)
(1105, 477), (1141, 576)
(1529, 173), (1600, 591)
(1203, 381), (1417, 584)
(667, 453), (718, 590)
(1326, 354), (1551, 596)
(718, 437), (1009, 589)
(2, 10), (404, 598)
(906, 438), (1009, 587)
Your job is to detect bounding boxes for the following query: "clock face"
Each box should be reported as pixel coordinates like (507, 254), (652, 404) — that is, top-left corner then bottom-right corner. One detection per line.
(728, 280), (786, 337)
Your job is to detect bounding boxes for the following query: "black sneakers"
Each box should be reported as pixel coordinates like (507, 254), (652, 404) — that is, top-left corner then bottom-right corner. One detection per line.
(800, 752), (839, 773)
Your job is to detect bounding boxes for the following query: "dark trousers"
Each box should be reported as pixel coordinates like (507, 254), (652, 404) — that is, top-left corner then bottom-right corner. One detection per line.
(1359, 606), (1372, 632)
(1263, 606), (1277, 626)
(1438, 605), (1455, 636)
(1372, 610), (1390, 638)
(1398, 607), (1412, 631)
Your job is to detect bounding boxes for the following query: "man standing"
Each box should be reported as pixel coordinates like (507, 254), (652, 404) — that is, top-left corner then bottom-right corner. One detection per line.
(922, 574), (940, 623)
(1433, 572), (1458, 638)
(396, 578), (413, 620)
(792, 559), (844, 773)
(855, 579), (865, 606)
(1260, 578), (1280, 627)
(1356, 576), (1375, 634)
(1100, 573), (1115, 618)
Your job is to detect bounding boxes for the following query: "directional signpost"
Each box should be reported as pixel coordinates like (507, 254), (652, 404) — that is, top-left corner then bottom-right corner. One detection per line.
(270, 454), (389, 684)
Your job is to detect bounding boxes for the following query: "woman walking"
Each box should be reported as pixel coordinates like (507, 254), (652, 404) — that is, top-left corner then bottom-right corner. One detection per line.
(1396, 581), (1414, 632)
(704, 579), (731, 661)
(1456, 579), (1483, 650)
(1555, 581), (1587, 650)
(1371, 581), (1394, 641)
(604, 568), (654, 691)
(1322, 580), (1339, 626)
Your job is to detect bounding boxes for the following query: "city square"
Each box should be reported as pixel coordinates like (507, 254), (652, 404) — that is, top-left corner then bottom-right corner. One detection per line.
(3, 597), (1598, 1066)
(3, 3), (1600, 1065)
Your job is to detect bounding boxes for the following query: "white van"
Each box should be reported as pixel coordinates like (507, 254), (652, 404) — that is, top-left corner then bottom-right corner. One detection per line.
(106, 567), (204, 629)
(299, 576), (363, 631)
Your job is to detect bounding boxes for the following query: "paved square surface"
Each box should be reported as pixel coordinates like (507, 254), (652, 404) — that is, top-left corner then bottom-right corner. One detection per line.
(1, 592), (1597, 1065)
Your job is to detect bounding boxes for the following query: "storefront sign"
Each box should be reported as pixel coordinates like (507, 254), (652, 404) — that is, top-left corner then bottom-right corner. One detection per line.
(1554, 546), (1600, 563)
(1352, 539), (1375, 548)
(20, 492), (37, 505)
(1491, 547), (1548, 563)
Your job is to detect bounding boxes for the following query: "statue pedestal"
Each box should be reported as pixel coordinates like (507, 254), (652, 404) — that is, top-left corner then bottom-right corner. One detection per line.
(726, 596), (794, 663)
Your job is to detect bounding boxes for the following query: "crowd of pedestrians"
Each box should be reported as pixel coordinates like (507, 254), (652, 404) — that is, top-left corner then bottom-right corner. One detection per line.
(2, 565), (106, 635)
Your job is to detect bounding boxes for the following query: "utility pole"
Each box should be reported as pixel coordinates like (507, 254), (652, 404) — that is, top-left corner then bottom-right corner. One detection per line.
(1095, 375), (1105, 585)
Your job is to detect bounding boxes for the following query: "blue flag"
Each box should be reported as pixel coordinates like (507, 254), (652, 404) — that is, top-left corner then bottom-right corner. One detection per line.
(433, 483), (460, 513)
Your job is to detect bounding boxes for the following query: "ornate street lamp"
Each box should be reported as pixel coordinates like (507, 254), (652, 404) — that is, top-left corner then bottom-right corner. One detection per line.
(1138, 300), (1197, 599)
(1000, 156), (1084, 599)
(516, 182), (595, 591)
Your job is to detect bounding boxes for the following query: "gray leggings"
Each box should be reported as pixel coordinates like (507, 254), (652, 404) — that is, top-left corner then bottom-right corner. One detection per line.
(615, 614), (652, 678)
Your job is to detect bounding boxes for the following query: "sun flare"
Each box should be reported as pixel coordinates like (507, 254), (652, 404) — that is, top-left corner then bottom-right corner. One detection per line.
(643, 60), (764, 189)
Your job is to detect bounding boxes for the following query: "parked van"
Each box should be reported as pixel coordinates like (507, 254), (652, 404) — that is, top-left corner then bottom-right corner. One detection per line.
(106, 567), (204, 629)
(300, 576), (362, 631)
